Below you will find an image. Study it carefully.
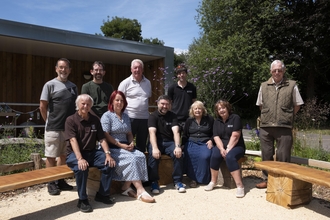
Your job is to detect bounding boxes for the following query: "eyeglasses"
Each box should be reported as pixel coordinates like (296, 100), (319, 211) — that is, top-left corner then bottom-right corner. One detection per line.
(93, 69), (104, 72)
(271, 69), (283, 73)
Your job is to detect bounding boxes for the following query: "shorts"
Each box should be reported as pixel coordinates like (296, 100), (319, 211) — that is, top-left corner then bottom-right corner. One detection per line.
(44, 130), (67, 158)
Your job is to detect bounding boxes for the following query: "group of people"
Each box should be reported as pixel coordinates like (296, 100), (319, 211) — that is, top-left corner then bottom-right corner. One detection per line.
(40, 58), (303, 213)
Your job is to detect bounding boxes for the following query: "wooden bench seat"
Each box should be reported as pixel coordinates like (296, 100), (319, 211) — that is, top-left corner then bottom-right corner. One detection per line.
(254, 161), (330, 208)
(0, 154), (174, 194)
(0, 165), (74, 193)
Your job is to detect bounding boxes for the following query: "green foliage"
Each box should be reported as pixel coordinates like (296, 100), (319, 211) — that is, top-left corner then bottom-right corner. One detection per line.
(191, 0), (330, 118)
(101, 16), (142, 41)
(0, 126), (44, 166)
(244, 129), (260, 151)
(142, 37), (165, 46)
(293, 138), (330, 162)
(295, 97), (330, 130)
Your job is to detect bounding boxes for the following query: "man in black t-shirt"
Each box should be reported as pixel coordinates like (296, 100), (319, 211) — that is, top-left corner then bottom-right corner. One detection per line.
(147, 95), (186, 194)
(168, 64), (197, 131)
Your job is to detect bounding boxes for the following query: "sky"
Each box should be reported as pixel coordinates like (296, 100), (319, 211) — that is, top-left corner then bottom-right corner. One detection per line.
(0, 0), (202, 54)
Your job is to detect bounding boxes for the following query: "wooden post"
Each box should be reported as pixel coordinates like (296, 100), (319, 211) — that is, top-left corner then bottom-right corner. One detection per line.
(220, 156), (246, 189)
(30, 153), (42, 170)
(266, 173), (312, 208)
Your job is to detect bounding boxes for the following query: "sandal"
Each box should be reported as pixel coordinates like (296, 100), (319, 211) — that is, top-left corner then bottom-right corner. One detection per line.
(137, 191), (155, 203)
(121, 187), (137, 198)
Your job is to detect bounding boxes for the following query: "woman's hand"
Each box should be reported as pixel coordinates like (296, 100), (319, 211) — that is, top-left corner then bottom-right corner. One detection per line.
(121, 143), (134, 151)
(220, 148), (227, 158)
(206, 140), (213, 149)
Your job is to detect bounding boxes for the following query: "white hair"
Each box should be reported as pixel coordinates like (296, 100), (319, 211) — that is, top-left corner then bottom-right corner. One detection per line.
(75, 94), (94, 110)
(270, 60), (286, 71)
(131, 59), (144, 69)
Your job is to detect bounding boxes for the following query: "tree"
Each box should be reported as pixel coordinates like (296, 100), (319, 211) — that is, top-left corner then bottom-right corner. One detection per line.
(101, 16), (142, 42)
(142, 38), (165, 46)
(188, 0), (330, 119)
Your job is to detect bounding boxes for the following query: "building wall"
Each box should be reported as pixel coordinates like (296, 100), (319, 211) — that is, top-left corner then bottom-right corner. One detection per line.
(0, 51), (166, 130)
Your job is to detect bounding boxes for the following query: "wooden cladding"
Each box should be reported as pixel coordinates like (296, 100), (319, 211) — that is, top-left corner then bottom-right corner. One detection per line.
(0, 51), (166, 125)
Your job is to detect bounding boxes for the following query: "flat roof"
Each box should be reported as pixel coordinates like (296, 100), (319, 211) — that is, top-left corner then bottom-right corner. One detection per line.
(0, 19), (174, 66)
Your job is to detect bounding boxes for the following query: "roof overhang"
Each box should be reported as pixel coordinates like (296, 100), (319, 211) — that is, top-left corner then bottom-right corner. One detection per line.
(0, 19), (174, 66)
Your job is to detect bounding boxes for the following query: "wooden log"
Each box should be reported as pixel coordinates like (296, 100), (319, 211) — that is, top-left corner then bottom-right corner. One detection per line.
(86, 167), (121, 196)
(266, 173), (312, 208)
(220, 156), (247, 189)
(158, 155), (173, 185)
(30, 153), (42, 170)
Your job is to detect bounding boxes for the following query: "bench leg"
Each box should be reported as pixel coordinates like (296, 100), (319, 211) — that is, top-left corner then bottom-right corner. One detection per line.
(266, 173), (312, 208)
(220, 157), (246, 189)
(86, 167), (121, 196)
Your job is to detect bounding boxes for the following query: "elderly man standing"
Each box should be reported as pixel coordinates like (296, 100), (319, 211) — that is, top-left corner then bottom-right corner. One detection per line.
(40, 58), (77, 195)
(255, 60), (304, 189)
(118, 59), (152, 152)
(147, 95), (186, 194)
(65, 94), (116, 213)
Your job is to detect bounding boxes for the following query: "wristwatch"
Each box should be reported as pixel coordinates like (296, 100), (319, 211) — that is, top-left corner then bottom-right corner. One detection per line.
(105, 151), (111, 155)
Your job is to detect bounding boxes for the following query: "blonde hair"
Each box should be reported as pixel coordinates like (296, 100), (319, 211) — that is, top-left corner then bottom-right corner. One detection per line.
(189, 101), (207, 118)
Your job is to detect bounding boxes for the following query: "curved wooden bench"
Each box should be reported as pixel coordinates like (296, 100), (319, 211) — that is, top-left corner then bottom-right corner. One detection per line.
(254, 161), (330, 208)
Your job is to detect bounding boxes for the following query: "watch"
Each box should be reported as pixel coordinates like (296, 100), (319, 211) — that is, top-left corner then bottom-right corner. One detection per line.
(105, 151), (111, 155)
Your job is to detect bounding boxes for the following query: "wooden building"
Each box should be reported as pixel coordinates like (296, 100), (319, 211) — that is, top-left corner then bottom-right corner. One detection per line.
(0, 19), (174, 135)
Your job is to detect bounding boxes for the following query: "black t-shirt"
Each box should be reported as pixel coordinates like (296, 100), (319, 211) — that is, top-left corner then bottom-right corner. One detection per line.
(148, 110), (178, 141)
(168, 82), (197, 122)
(213, 114), (245, 149)
(65, 112), (105, 154)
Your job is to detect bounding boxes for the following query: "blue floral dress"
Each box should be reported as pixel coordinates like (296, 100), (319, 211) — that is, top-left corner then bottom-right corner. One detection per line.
(101, 111), (148, 182)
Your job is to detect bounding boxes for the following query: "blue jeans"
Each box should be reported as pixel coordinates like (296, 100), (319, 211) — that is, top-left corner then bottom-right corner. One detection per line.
(210, 146), (245, 172)
(147, 141), (184, 184)
(67, 149), (113, 200)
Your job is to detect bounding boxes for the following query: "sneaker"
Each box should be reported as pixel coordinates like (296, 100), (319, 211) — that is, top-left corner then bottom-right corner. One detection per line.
(57, 179), (73, 191)
(175, 182), (186, 193)
(236, 187), (245, 198)
(204, 182), (215, 191)
(77, 199), (93, 213)
(151, 181), (160, 194)
(47, 182), (60, 195)
(95, 192), (116, 204)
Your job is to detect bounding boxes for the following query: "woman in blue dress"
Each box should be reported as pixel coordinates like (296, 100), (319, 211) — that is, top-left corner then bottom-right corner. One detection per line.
(101, 90), (155, 203)
(182, 101), (214, 188)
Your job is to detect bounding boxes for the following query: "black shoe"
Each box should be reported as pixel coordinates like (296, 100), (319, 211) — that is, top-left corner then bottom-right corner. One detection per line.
(47, 182), (60, 195)
(57, 179), (74, 191)
(77, 199), (93, 213)
(95, 192), (116, 204)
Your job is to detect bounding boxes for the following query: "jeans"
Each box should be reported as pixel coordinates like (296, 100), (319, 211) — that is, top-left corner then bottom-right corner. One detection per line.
(67, 149), (113, 200)
(210, 146), (245, 172)
(147, 141), (184, 184)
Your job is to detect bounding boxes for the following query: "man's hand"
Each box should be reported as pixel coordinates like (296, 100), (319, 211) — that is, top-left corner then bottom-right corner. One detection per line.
(174, 146), (182, 158)
(78, 159), (89, 171)
(105, 155), (116, 167)
(152, 148), (161, 159)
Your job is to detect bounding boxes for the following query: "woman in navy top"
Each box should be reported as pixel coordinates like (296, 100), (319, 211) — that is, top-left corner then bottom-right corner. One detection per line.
(182, 101), (214, 187)
(205, 100), (245, 198)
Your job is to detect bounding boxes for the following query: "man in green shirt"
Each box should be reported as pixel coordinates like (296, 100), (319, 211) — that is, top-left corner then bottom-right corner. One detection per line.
(81, 61), (114, 118)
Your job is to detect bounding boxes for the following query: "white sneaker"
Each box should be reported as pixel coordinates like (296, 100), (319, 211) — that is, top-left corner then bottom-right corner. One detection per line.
(236, 187), (245, 198)
(204, 182), (215, 191)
